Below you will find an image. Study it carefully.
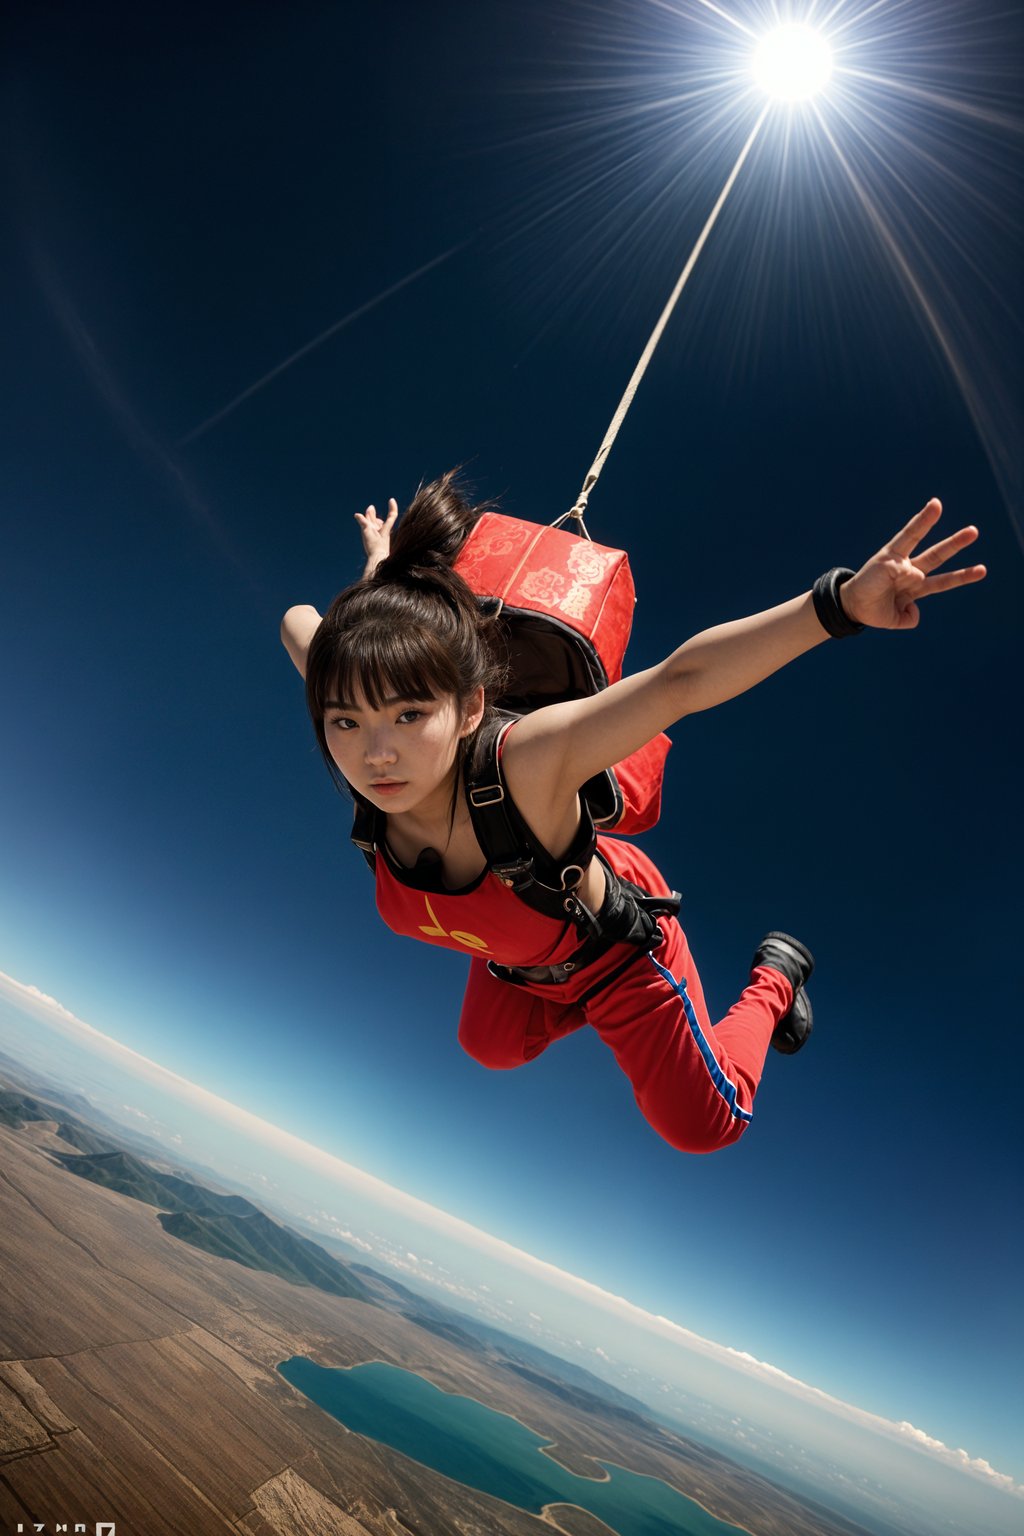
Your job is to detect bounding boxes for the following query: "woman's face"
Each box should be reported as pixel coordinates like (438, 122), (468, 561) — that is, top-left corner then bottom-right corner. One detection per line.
(323, 685), (484, 816)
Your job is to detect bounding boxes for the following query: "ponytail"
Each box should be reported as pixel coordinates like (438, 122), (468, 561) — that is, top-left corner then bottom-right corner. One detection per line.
(378, 465), (485, 574)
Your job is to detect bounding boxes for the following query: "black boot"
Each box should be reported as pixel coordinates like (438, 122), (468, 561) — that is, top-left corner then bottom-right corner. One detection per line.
(751, 932), (815, 1055)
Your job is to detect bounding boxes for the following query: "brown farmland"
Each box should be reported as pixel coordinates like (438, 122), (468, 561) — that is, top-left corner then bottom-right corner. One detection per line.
(0, 1116), (870, 1536)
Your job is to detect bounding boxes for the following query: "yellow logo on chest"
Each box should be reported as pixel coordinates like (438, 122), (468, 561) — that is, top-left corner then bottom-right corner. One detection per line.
(419, 895), (490, 952)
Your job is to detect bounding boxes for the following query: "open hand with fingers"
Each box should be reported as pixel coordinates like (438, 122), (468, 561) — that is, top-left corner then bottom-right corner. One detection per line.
(839, 499), (986, 631)
(355, 497), (399, 578)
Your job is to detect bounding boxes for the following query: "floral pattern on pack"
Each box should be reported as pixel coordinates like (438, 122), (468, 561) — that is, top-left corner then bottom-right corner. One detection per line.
(558, 584), (594, 620)
(567, 543), (616, 586)
(456, 522), (534, 586)
(453, 512), (636, 681)
(520, 567), (568, 605)
(559, 542), (618, 620)
(483, 524), (533, 560)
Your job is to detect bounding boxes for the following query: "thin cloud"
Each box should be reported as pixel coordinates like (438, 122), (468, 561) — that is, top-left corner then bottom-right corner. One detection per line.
(177, 242), (468, 446)
(721, 1345), (1022, 1496)
(31, 244), (257, 585)
(1, 964), (1019, 1501)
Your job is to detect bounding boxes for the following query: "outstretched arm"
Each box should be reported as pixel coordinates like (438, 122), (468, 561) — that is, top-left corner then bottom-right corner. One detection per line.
(280, 496), (399, 676)
(280, 605), (321, 678)
(510, 499), (986, 793)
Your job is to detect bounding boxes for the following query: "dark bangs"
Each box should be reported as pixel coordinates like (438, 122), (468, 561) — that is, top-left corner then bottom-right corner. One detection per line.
(304, 537), (508, 811)
(311, 615), (464, 716)
(305, 589), (473, 796)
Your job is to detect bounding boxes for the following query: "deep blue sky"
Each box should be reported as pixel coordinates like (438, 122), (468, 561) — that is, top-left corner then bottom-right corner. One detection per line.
(3, 0), (1021, 1489)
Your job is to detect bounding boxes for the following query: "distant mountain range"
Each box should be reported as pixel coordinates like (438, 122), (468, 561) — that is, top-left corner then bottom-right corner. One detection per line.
(1, 1086), (114, 1154)
(0, 1072), (677, 1432)
(352, 1263), (655, 1424)
(0, 1080), (370, 1303)
(1, 1085), (89, 1134)
(156, 1204), (375, 1298)
(55, 1147), (373, 1301)
(52, 1147), (258, 1215)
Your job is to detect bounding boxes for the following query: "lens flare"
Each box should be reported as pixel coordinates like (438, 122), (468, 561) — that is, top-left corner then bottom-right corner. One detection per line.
(753, 24), (832, 102)
(492, 1), (1021, 545)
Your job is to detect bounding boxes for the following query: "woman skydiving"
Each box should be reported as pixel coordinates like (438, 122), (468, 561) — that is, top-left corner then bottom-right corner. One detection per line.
(281, 473), (984, 1155)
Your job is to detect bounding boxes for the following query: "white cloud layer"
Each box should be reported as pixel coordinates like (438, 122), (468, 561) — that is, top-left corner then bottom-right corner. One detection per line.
(720, 1345), (1022, 1496)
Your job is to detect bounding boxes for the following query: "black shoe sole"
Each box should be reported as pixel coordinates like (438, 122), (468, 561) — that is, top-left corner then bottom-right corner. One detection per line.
(752, 933), (815, 1055)
(771, 990), (813, 1055)
(753, 931), (815, 991)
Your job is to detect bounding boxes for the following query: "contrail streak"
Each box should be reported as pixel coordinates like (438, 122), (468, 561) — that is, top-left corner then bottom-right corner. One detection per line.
(32, 244), (258, 585)
(178, 242), (467, 446)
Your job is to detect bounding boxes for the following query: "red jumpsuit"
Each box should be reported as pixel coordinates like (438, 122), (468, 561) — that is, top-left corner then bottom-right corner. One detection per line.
(374, 818), (794, 1155)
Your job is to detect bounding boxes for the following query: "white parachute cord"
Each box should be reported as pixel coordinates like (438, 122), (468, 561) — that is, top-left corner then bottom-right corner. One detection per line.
(555, 103), (770, 538)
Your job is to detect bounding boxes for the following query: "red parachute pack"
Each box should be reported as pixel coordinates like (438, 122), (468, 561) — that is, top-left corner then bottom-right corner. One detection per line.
(454, 512), (670, 833)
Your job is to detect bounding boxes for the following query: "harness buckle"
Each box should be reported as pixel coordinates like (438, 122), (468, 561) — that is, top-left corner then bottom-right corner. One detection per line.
(469, 783), (505, 807)
(492, 856), (534, 889)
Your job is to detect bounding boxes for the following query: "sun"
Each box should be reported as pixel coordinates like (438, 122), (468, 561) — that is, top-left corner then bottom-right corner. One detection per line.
(752, 24), (833, 103)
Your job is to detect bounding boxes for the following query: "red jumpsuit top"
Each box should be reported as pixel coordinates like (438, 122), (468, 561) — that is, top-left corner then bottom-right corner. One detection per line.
(374, 828), (673, 970)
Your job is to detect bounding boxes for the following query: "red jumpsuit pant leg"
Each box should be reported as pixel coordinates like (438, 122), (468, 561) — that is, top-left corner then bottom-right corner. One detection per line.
(583, 917), (794, 1155)
(458, 959), (587, 1069)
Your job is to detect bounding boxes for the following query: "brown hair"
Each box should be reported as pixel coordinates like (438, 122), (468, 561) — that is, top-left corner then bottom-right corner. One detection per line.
(305, 468), (508, 816)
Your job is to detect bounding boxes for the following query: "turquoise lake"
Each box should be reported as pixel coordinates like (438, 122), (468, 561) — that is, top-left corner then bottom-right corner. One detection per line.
(277, 1356), (749, 1536)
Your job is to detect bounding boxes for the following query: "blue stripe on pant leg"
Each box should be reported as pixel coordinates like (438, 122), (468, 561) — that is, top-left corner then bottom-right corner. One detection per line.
(647, 953), (754, 1126)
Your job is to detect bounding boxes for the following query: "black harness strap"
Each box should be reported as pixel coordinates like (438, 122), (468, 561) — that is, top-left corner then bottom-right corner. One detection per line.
(348, 711), (682, 993)
(351, 796), (380, 873)
(464, 716), (602, 938)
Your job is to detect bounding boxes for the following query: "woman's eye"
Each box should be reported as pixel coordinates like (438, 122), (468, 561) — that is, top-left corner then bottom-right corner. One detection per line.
(398, 709), (423, 724)
(329, 716), (356, 731)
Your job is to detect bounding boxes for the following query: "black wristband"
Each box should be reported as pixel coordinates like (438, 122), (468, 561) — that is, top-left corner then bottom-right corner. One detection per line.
(812, 567), (865, 639)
